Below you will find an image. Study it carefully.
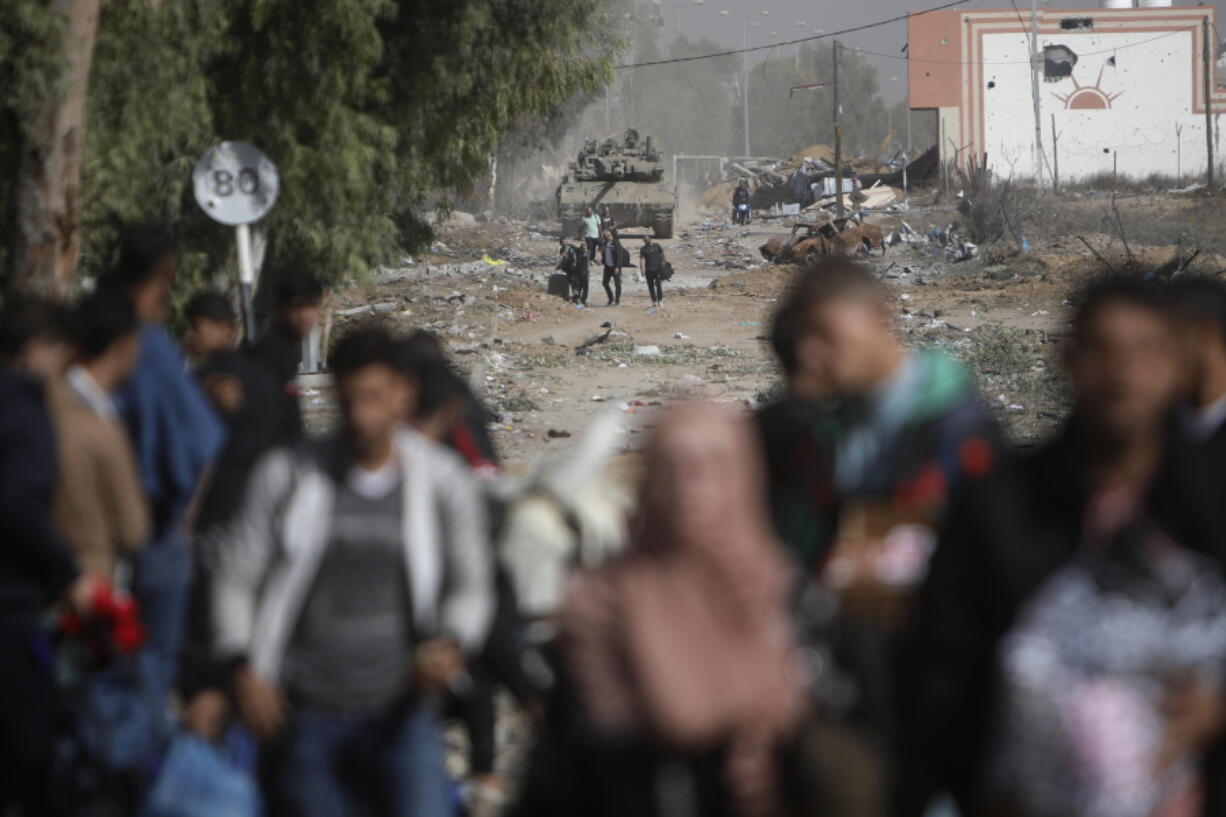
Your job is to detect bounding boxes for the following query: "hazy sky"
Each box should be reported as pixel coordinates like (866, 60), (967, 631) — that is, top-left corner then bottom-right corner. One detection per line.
(637, 0), (1226, 100)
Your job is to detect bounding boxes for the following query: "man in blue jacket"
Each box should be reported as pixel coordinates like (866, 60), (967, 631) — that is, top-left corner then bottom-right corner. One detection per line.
(104, 227), (225, 696)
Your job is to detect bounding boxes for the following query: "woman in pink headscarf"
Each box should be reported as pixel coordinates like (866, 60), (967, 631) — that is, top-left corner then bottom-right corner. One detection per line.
(513, 405), (809, 817)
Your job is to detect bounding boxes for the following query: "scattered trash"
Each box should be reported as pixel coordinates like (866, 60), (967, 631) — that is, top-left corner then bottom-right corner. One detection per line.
(520, 313), (535, 322)
(1020, 236), (1031, 254)
(591, 395), (605, 402)
(739, 321), (761, 327)
(546, 429), (571, 439)
(541, 336), (555, 345)
(633, 345), (662, 357)
(674, 332), (690, 340)
(600, 321), (613, 328)
(946, 242), (978, 262)
(482, 253), (507, 266)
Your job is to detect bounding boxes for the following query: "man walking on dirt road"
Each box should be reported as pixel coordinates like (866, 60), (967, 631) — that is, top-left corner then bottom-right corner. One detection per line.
(600, 230), (622, 307)
(639, 235), (666, 308)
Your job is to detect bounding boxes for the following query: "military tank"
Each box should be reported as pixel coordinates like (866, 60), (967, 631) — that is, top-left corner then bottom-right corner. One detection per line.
(557, 129), (676, 239)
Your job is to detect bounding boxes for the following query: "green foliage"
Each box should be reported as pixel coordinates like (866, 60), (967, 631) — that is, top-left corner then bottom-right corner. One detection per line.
(81, 0), (228, 291)
(5, 0), (614, 294)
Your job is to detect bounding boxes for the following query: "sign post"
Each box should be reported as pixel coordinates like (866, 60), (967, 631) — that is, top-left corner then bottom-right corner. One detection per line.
(192, 142), (279, 341)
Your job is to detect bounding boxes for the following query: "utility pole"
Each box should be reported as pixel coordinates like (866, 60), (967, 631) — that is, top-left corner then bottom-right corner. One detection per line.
(743, 18), (751, 157)
(1205, 15), (1215, 187)
(834, 40), (844, 217)
(1050, 113), (1060, 193)
(1030, 0), (1045, 194)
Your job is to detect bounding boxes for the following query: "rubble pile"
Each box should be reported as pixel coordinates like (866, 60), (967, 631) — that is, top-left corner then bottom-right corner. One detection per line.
(696, 144), (940, 216)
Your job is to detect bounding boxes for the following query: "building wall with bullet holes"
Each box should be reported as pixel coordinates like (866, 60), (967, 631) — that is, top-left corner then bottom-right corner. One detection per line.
(909, 6), (1226, 182)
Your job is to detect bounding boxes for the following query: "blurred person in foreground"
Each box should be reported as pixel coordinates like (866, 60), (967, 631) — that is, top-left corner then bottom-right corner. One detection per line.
(102, 226), (224, 695)
(46, 288), (153, 812)
(759, 259), (1001, 574)
(211, 326), (492, 817)
(180, 291), (285, 740)
(513, 405), (808, 817)
(397, 330), (499, 477)
(0, 295), (95, 814)
(901, 277), (1226, 817)
(1168, 278), (1226, 546)
(757, 259), (1001, 771)
(399, 333), (549, 808)
(48, 287), (149, 584)
(246, 265), (324, 443)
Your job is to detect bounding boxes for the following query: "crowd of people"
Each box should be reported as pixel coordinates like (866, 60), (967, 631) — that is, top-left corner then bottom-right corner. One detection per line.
(558, 204), (671, 308)
(6, 220), (1226, 817)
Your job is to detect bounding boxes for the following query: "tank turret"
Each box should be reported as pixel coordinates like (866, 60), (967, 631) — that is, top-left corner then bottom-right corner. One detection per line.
(557, 130), (676, 238)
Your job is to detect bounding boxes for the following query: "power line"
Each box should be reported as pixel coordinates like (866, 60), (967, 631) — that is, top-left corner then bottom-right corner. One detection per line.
(613, 0), (975, 70)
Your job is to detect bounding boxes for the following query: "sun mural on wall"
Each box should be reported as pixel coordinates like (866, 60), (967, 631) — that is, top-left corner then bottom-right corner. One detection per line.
(1054, 66), (1124, 110)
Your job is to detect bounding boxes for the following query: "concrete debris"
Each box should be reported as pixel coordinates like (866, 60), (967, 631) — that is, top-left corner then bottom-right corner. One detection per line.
(945, 242), (979, 262)
(335, 302), (399, 317)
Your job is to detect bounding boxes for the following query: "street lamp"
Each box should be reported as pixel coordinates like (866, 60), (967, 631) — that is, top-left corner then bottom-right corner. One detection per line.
(723, 8), (772, 157)
(662, 0), (706, 37)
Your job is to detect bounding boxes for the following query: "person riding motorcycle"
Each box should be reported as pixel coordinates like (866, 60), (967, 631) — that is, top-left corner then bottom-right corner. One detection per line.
(732, 180), (751, 225)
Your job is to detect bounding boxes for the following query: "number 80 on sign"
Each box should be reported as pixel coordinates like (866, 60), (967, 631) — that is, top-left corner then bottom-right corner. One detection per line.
(192, 141), (279, 226)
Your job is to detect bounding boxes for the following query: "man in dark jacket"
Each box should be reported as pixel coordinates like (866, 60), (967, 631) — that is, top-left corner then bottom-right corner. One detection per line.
(639, 235), (666, 309)
(899, 277), (1226, 817)
(180, 291), (286, 737)
(600, 230), (623, 307)
(246, 266), (324, 443)
(0, 295), (95, 815)
(1169, 277), (1226, 465)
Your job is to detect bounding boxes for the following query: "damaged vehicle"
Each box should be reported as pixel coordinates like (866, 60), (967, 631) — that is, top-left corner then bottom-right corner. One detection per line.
(760, 217), (886, 264)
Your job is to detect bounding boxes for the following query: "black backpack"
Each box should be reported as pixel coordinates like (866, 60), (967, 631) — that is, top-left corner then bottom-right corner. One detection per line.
(618, 243), (631, 267)
(660, 261), (674, 281)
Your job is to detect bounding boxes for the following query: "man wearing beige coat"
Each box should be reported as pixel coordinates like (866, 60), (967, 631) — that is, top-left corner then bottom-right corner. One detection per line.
(49, 288), (149, 580)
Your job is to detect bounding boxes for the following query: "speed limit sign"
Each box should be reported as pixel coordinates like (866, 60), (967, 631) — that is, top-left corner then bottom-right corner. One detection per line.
(192, 141), (279, 226)
(193, 142), (279, 340)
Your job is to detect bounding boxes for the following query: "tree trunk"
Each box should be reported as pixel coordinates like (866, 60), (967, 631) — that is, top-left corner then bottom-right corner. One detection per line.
(7, 0), (102, 298)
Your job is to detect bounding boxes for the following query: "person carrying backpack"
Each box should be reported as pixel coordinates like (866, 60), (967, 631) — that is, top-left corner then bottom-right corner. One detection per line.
(639, 235), (667, 309)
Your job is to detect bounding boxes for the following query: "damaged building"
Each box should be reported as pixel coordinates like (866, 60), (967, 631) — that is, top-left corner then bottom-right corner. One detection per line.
(908, 2), (1226, 180)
